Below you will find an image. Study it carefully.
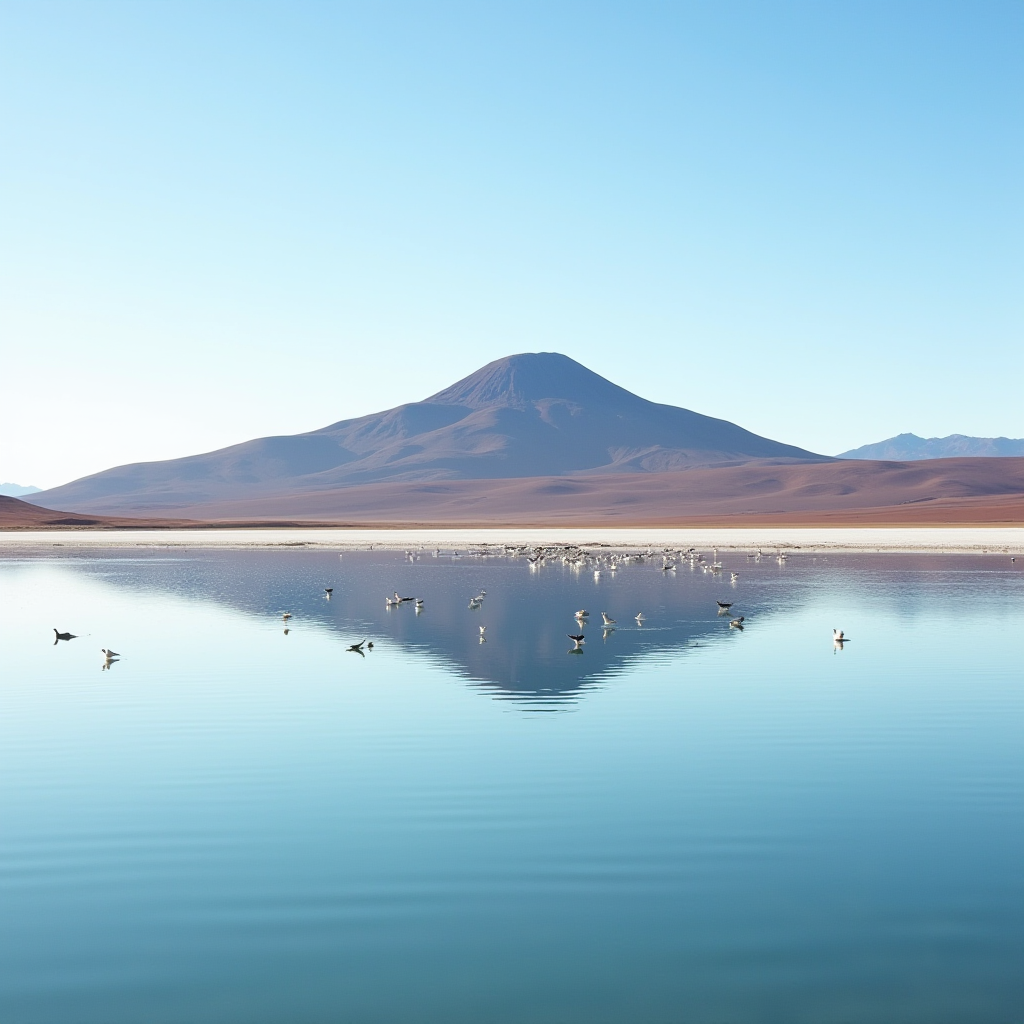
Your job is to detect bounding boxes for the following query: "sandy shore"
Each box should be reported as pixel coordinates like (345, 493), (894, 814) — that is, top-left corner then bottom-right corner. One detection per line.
(2, 527), (1023, 553)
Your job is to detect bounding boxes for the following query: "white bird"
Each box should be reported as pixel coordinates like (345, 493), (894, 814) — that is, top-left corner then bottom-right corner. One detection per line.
(100, 648), (120, 663)
(635, 612), (645, 623)
(833, 629), (847, 641)
(601, 612), (616, 626)
(575, 609), (590, 619)
(479, 625), (487, 635)
(282, 612), (292, 620)
(729, 617), (745, 629)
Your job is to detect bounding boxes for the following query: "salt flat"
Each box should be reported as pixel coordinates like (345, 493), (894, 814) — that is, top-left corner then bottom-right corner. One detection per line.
(1, 527), (1022, 553)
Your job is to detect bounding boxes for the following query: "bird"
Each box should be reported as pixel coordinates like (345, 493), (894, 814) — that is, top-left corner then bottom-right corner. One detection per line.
(567, 634), (585, 650)
(367, 642), (374, 650)
(100, 648), (120, 663)
(53, 629), (77, 643)
(601, 612), (616, 626)
(282, 612), (292, 620)
(729, 617), (745, 629)
(635, 612), (645, 623)
(716, 601), (733, 610)
(324, 588), (333, 597)
(832, 629), (849, 641)
(347, 640), (366, 655)
(479, 625), (487, 636)
(731, 573), (739, 582)
(575, 609), (590, 619)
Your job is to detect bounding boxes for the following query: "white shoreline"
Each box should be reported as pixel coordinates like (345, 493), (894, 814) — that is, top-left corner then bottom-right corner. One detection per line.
(1, 527), (1023, 554)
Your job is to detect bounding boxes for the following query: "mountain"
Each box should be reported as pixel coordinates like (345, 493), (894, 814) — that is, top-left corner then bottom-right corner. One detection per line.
(31, 352), (826, 515)
(839, 433), (1024, 461)
(0, 482), (41, 496)
(0, 494), (195, 529)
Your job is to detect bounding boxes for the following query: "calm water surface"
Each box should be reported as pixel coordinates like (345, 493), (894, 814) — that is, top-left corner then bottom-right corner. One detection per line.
(0, 548), (1021, 1023)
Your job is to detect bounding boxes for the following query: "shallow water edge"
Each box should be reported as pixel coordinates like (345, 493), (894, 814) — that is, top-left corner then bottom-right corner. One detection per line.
(2, 526), (1023, 553)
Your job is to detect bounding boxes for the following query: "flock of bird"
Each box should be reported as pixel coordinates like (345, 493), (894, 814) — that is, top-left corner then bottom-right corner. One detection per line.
(59, 540), (976, 666)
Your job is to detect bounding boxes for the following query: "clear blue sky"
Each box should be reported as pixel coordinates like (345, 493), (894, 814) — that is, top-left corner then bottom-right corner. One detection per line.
(2, 1), (1021, 488)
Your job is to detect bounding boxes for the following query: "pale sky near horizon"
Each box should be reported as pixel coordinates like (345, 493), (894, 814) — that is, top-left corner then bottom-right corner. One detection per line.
(1, 1), (1022, 489)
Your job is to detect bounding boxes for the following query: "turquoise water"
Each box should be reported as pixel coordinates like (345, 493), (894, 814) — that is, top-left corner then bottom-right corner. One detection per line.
(0, 548), (1021, 1022)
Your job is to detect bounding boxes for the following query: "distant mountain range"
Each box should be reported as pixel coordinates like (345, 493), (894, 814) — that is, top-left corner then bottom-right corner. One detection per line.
(31, 353), (826, 516)
(0, 482), (41, 497)
(839, 433), (1024, 461)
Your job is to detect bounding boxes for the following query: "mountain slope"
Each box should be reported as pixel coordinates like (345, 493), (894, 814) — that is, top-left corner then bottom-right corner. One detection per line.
(32, 353), (826, 515)
(839, 433), (1024, 461)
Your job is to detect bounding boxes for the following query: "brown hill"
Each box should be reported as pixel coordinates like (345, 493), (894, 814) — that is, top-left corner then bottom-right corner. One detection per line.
(20, 457), (1014, 528)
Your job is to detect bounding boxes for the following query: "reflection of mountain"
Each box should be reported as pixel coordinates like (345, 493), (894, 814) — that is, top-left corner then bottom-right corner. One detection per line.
(57, 549), (795, 701)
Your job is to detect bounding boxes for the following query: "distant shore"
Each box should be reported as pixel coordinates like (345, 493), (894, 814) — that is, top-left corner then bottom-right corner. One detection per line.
(2, 527), (1022, 554)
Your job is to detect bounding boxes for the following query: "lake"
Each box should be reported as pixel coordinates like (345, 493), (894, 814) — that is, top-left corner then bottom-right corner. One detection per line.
(0, 545), (1021, 1023)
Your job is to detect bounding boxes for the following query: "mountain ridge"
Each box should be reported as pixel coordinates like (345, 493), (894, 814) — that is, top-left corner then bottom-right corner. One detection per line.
(840, 432), (1024, 461)
(32, 352), (827, 515)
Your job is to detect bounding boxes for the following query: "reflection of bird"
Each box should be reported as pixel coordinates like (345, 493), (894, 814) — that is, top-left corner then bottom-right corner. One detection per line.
(601, 612), (616, 626)
(53, 629), (77, 643)
(729, 617), (745, 629)
(567, 634), (585, 651)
